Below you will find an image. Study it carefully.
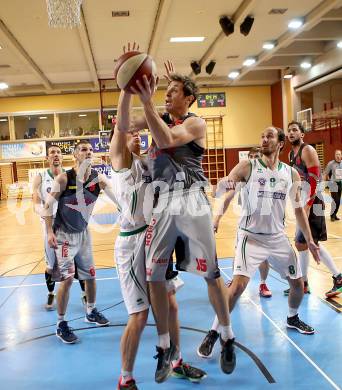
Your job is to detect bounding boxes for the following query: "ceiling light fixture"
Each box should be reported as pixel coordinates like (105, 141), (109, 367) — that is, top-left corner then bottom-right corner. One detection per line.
(300, 61), (311, 69)
(263, 41), (275, 50)
(0, 118), (8, 122)
(170, 37), (205, 42)
(0, 82), (9, 90)
(337, 41), (342, 49)
(78, 114), (87, 117)
(39, 116), (47, 119)
(288, 19), (303, 29)
(243, 58), (256, 66)
(283, 74), (293, 79)
(228, 71), (240, 79)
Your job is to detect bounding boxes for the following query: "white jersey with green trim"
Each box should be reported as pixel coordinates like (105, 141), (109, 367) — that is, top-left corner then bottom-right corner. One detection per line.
(239, 158), (293, 235)
(39, 169), (58, 216)
(111, 154), (153, 233)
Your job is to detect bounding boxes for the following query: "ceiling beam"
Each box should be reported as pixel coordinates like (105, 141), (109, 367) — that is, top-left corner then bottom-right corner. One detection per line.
(0, 19), (53, 90)
(147, 0), (173, 58)
(233, 0), (341, 83)
(321, 7), (342, 21)
(274, 41), (325, 56)
(77, 7), (99, 90)
(189, 0), (257, 77)
(294, 21), (342, 41)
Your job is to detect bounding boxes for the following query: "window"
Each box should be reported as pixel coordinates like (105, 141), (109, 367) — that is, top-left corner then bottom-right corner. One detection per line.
(14, 114), (54, 140)
(59, 111), (99, 137)
(0, 116), (10, 140)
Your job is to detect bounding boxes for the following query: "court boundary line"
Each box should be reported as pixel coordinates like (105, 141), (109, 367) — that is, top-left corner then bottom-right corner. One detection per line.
(0, 323), (276, 384)
(220, 269), (341, 390)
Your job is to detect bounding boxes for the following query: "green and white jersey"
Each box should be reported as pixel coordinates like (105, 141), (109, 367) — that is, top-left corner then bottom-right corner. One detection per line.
(111, 154), (153, 233)
(39, 169), (58, 216)
(239, 159), (293, 235)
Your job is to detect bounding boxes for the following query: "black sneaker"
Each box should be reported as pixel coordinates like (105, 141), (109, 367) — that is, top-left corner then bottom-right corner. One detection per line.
(220, 337), (236, 374)
(325, 274), (342, 298)
(45, 293), (55, 311)
(197, 330), (219, 358)
(172, 359), (207, 382)
(85, 308), (110, 326)
(287, 314), (314, 334)
(117, 377), (138, 389)
(56, 321), (78, 344)
(154, 342), (176, 383)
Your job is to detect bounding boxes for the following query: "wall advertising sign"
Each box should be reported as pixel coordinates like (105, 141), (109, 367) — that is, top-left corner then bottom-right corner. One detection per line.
(46, 139), (81, 155)
(2, 141), (46, 159)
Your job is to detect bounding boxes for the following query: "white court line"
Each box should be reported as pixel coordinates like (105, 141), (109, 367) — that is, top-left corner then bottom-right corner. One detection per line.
(0, 276), (118, 290)
(220, 269), (341, 390)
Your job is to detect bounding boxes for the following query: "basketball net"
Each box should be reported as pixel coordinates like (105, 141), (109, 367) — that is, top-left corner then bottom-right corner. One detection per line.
(46, 0), (83, 28)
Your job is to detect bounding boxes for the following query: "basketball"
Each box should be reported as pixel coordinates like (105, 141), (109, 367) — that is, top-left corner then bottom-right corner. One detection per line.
(114, 51), (157, 93)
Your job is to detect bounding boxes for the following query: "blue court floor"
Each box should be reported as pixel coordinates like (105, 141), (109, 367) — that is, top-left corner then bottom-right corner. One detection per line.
(0, 259), (341, 390)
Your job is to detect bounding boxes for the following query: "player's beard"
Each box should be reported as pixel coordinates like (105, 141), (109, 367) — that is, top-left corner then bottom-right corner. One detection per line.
(290, 138), (301, 147)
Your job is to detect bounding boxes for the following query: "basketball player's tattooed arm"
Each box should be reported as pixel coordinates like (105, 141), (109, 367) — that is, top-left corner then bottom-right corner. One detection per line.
(213, 160), (251, 232)
(109, 90), (133, 171)
(44, 173), (67, 249)
(32, 173), (43, 216)
(301, 144), (321, 214)
(291, 168), (321, 264)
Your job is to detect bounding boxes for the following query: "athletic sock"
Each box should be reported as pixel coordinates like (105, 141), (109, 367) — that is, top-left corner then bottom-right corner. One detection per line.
(211, 316), (220, 332)
(288, 307), (298, 318)
(45, 271), (55, 293)
(57, 314), (65, 325)
(260, 280), (266, 284)
(120, 371), (133, 384)
(172, 352), (182, 368)
(220, 324), (234, 341)
(299, 250), (310, 281)
(158, 333), (170, 350)
(86, 302), (95, 315)
(319, 245), (340, 276)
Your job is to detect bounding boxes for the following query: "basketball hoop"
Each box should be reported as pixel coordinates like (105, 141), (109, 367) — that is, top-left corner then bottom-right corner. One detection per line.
(46, 0), (83, 28)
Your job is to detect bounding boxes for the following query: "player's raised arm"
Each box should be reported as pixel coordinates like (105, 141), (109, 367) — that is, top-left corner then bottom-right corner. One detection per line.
(213, 160), (251, 232)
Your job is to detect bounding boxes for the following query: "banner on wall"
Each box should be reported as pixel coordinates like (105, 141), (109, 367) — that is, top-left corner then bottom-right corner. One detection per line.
(2, 142), (46, 159)
(46, 139), (81, 155)
(92, 164), (112, 178)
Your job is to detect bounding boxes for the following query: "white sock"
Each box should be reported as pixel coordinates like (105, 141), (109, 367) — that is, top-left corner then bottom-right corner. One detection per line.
(299, 250), (310, 281)
(260, 280), (266, 284)
(86, 302), (95, 315)
(220, 324), (234, 341)
(319, 245), (340, 276)
(211, 316), (220, 332)
(288, 307), (298, 318)
(172, 351), (182, 367)
(57, 314), (64, 324)
(158, 333), (170, 349)
(120, 370), (133, 384)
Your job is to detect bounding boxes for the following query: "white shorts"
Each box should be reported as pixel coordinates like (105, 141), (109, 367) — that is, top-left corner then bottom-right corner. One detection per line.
(115, 229), (184, 315)
(53, 228), (96, 281)
(234, 229), (302, 280)
(41, 219), (56, 270)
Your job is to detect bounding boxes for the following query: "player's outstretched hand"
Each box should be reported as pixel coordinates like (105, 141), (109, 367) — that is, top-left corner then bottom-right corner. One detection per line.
(164, 60), (175, 83)
(308, 240), (320, 264)
(123, 42), (139, 53)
